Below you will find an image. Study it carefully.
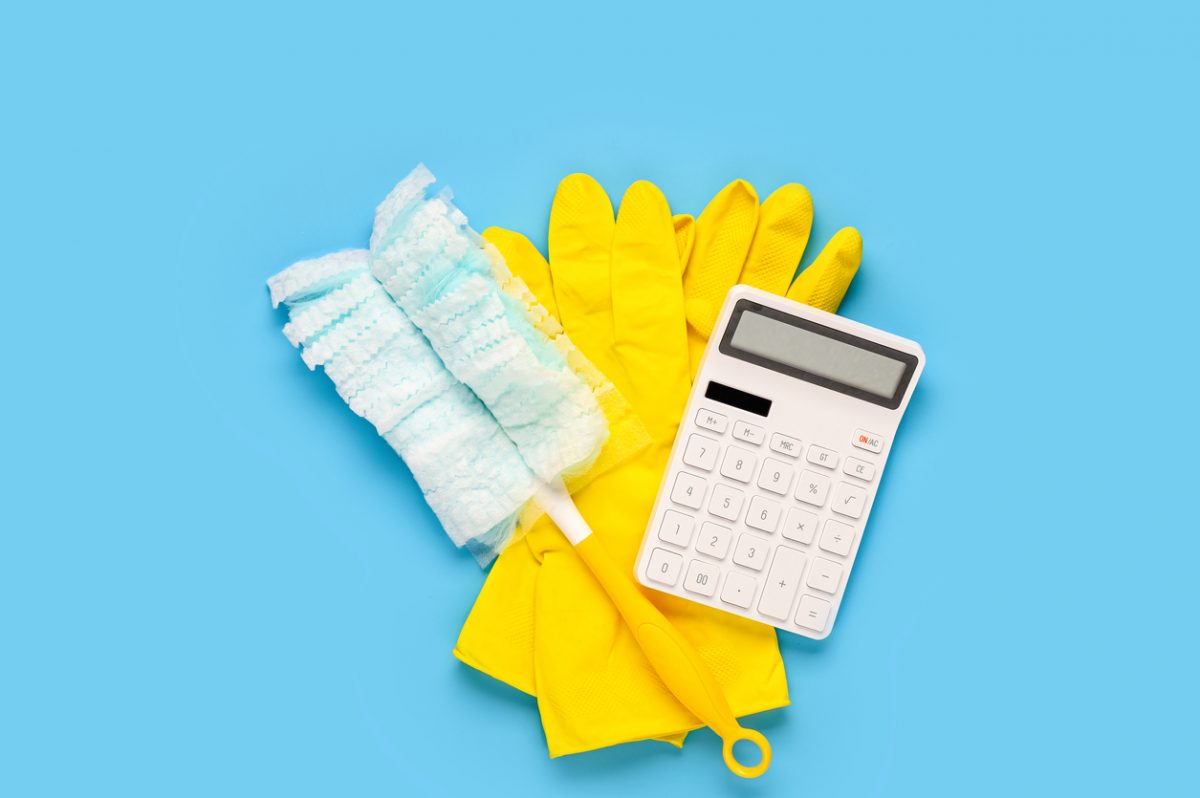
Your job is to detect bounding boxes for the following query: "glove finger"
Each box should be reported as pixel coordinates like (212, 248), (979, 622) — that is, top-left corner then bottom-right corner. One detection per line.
(682, 180), (759, 338)
(610, 181), (690, 431)
(673, 214), (695, 268)
(483, 227), (558, 321)
(548, 174), (616, 350)
(453, 537), (542, 698)
(786, 227), (863, 313)
(740, 183), (814, 296)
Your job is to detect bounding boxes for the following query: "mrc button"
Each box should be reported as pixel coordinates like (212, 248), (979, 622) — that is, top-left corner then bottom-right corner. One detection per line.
(852, 429), (884, 453)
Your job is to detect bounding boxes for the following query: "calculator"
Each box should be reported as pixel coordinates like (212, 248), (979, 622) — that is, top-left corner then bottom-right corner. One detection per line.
(635, 285), (925, 639)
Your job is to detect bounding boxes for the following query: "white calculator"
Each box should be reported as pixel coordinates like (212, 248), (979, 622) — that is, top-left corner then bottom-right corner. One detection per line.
(635, 285), (925, 638)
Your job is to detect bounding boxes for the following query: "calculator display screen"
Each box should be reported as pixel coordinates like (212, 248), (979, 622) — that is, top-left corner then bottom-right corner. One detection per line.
(722, 303), (918, 409)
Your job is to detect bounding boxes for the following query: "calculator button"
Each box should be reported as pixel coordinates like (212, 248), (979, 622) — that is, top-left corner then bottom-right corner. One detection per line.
(853, 429), (884, 453)
(719, 446), (757, 483)
(843, 457), (876, 481)
(819, 519), (856, 557)
(707, 484), (745, 522)
(657, 510), (696, 548)
(758, 545), (806, 621)
(795, 594), (832, 633)
(682, 434), (719, 472)
(720, 571), (758, 609)
(732, 420), (765, 445)
(733, 533), (771, 571)
(683, 559), (719, 597)
(756, 458), (794, 496)
(670, 472), (707, 510)
(746, 495), (782, 533)
(769, 433), (801, 458)
(795, 469), (831, 507)
(647, 548), (684, 586)
(805, 445), (839, 469)
(831, 482), (868, 519)
(806, 557), (844, 594)
(696, 408), (728, 434)
(782, 507), (819, 544)
(696, 522), (734, 559)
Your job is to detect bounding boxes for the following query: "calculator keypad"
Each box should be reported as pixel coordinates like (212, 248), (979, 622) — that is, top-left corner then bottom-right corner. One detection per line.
(652, 406), (881, 637)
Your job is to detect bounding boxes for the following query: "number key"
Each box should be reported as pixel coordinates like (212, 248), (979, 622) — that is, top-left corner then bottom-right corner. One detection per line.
(733, 533), (770, 571)
(695, 521), (733, 560)
(646, 548), (684, 586)
(670, 472), (706, 510)
(707, 483), (745, 522)
(682, 434), (719, 472)
(683, 559), (719, 597)
(756, 458), (794, 495)
(746, 495), (782, 533)
(657, 510), (695, 547)
(720, 446), (757, 483)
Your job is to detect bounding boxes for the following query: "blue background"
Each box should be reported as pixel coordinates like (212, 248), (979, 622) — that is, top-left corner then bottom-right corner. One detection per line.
(2, 1), (1197, 795)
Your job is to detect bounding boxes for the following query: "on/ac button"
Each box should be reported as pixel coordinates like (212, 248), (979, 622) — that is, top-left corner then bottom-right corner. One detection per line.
(852, 429), (884, 453)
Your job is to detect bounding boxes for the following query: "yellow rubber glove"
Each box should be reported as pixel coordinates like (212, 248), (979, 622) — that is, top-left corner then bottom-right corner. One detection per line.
(454, 175), (862, 757)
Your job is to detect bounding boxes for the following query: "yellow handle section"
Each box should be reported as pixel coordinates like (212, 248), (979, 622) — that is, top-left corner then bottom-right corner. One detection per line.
(573, 534), (772, 778)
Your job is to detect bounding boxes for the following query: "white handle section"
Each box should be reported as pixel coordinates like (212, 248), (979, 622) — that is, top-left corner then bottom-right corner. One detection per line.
(533, 479), (593, 546)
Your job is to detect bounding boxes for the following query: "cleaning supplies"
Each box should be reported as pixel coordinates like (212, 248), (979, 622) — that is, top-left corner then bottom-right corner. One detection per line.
(369, 166), (606, 484)
(455, 174), (862, 756)
(270, 167), (773, 777)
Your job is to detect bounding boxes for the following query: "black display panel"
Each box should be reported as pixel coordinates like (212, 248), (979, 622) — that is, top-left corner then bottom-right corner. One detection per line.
(704, 380), (772, 417)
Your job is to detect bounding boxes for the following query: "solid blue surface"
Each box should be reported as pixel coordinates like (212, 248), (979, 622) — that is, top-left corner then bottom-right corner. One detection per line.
(2, 2), (1198, 795)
